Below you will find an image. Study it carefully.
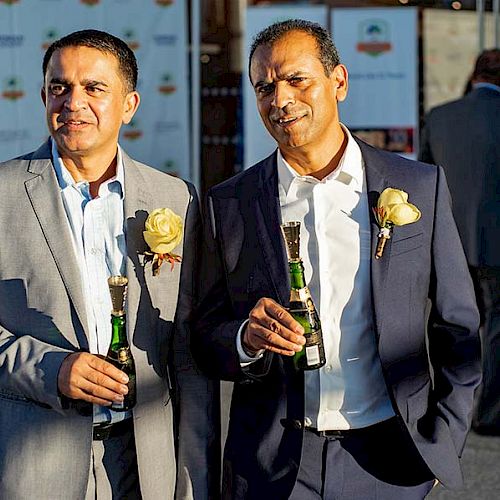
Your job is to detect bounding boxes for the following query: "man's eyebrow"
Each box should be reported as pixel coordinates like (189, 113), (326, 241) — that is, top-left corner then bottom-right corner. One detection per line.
(48, 78), (69, 85)
(82, 79), (109, 87)
(48, 78), (109, 88)
(254, 71), (307, 87)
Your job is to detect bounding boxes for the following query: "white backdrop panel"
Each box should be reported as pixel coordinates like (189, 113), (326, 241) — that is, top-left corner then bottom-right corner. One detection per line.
(0, 0), (190, 180)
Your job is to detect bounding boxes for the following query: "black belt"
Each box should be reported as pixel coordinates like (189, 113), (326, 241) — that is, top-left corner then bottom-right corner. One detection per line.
(305, 417), (398, 440)
(93, 418), (133, 441)
(306, 428), (350, 439)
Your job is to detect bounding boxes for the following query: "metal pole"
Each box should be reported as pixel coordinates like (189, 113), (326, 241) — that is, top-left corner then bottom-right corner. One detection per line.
(477, 0), (485, 52)
(494, 0), (500, 48)
(190, 0), (201, 192)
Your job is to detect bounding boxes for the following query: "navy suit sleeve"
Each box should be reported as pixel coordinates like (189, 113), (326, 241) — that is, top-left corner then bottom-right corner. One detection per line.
(194, 194), (273, 382)
(427, 166), (481, 455)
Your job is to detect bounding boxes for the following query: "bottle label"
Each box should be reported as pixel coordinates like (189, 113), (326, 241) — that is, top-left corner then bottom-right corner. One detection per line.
(304, 330), (322, 346)
(118, 347), (130, 364)
(305, 345), (321, 366)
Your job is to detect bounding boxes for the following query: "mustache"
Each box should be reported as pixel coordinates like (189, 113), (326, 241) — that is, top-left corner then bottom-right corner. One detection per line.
(270, 108), (306, 122)
(57, 115), (90, 123)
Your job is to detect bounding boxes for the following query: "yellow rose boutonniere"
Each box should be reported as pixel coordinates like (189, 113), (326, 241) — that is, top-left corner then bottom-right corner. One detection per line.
(373, 188), (421, 259)
(143, 208), (183, 275)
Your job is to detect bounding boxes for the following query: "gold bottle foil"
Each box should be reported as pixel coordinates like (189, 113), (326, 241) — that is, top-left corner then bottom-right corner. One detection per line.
(280, 221), (301, 261)
(108, 276), (128, 316)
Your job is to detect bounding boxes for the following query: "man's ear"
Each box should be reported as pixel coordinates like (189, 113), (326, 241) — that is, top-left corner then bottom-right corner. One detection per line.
(122, 91), (140, 125)
(41, 87), (47, 107)
(332, 64), (348, 102)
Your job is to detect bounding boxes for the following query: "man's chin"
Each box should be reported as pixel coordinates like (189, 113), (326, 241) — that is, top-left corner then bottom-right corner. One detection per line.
(53, 136), (90, 156)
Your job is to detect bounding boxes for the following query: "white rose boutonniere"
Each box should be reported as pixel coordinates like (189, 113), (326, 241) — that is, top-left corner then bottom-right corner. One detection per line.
(143, 208), (183, 275)
(373, 188), (421, 259)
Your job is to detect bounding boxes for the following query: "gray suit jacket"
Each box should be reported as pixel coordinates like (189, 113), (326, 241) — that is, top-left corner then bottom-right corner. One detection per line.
(0, 141), (219, 500)
(419, 86), (500, 267)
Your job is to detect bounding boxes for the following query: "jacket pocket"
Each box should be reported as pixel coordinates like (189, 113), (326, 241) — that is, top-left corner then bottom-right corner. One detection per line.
(391, 233), (423, 257)
(405, 379), (431, 423)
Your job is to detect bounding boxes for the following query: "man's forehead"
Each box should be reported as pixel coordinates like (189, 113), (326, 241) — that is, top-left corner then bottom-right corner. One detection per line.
(46, 46), (118, 78)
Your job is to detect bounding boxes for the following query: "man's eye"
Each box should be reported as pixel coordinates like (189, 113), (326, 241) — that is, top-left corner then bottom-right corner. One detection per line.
(290, 77), (305, 85)
(49, 85), (66, 95)
(87, 86), (104, 94)
(257, 84), (273, 95)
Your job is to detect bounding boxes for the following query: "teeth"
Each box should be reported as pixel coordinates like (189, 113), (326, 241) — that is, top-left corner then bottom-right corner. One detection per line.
(279, 117), (296, 124)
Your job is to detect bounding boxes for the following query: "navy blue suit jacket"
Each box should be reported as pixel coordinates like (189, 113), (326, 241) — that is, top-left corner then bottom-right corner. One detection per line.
(195, 139), (481, 499)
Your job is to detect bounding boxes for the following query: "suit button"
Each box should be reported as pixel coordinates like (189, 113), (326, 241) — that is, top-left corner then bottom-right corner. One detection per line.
(304, 417), (312, 428)
(292, 419), (303, 429)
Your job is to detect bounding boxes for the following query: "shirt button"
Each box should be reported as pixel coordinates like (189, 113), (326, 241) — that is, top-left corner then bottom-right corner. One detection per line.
(304, 417), (312, 428)
(325, 365), (332, 373)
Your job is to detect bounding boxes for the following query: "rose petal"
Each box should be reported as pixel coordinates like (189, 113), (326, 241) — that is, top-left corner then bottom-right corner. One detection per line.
(378, 188), (409, 209)
(388, 203), (421, 226)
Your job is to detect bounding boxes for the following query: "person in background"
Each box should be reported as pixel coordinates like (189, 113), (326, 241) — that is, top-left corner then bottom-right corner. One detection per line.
(420, 48), (500, 436)
(195, 19), (480, 500)
(0, 29), (218, 500)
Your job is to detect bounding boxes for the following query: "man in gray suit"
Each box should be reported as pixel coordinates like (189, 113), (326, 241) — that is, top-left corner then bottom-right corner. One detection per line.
(420, 49), (500, 435)
(0, 30), (218, 499)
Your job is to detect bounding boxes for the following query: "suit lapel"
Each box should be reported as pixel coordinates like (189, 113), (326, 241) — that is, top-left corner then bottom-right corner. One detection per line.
(252, 153), (290, 305)
(122, 153), (152, 340)
(25, 142), (89, 348)
(357, 139), (393, 339)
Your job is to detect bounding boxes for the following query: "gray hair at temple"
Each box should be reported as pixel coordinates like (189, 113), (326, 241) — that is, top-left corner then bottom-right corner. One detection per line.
(248, 19), (340, 78)
(472, 49), (500, 87)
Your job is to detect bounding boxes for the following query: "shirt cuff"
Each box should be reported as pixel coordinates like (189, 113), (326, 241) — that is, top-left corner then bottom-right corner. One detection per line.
(236, 319), (265, 364)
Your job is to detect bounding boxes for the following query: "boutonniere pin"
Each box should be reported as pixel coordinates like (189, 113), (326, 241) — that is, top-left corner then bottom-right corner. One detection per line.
(373, 188), (421, 259)
(143, 208), (183, 275)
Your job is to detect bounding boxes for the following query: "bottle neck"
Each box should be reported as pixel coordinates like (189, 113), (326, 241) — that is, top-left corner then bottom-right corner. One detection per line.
(110, 314), (128, 348)
(288, 260), (306, 290)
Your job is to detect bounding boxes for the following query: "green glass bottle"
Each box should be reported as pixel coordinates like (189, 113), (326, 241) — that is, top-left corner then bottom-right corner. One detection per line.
(281, 222), (326, 371)
(106, 276), (136, 412)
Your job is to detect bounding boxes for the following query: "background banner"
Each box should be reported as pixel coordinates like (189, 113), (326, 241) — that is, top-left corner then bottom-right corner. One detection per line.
(331, 7), (418, 158)
(0, 0), (190, 179)
(244, 5), (328, 169)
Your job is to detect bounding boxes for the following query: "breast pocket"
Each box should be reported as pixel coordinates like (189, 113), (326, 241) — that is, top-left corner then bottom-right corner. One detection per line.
(391, 233), (423, 257)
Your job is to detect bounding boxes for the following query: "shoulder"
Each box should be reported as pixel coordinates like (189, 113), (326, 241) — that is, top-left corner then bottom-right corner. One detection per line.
(0, 148), (40, 179)
(127, 157), (195, 200)
(358, 137), (437, 178)
(208, 152), (275, 200)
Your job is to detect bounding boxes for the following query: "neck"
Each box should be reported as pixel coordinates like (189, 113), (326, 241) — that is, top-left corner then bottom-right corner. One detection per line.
(60, 148), (118, 198)
(280, 126), (348, 180)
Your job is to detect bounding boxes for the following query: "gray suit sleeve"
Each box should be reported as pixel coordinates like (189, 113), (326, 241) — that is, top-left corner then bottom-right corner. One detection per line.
(173, 183), (221, 500)
(0, 324), (72, 411)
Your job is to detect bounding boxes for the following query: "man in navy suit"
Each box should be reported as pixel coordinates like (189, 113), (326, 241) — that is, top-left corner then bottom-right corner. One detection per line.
(195, 20), (480, 499)
(420, 49), (500, 435)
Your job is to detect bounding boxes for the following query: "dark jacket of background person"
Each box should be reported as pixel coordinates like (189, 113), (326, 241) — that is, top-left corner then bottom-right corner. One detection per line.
(419, 51), (500, 268)
(419, 49), (500, 434)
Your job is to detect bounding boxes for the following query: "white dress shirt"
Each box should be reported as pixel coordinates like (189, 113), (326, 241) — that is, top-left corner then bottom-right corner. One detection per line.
(51, 139), (129, 424)
(238, 127), (394, 430)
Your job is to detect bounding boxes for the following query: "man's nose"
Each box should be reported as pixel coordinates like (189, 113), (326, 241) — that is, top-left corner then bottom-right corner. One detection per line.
(271, 82), (295, 109)
(63, 87), (87, 111)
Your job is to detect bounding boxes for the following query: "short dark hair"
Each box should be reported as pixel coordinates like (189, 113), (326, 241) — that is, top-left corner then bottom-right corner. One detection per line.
(472, 49), (500, 86)
(42, 29), (138, 93)
(249, 19), (340, 77)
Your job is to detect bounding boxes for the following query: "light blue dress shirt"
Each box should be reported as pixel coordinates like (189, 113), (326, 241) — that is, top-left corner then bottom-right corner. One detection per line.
(51, 139), (129, 424)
